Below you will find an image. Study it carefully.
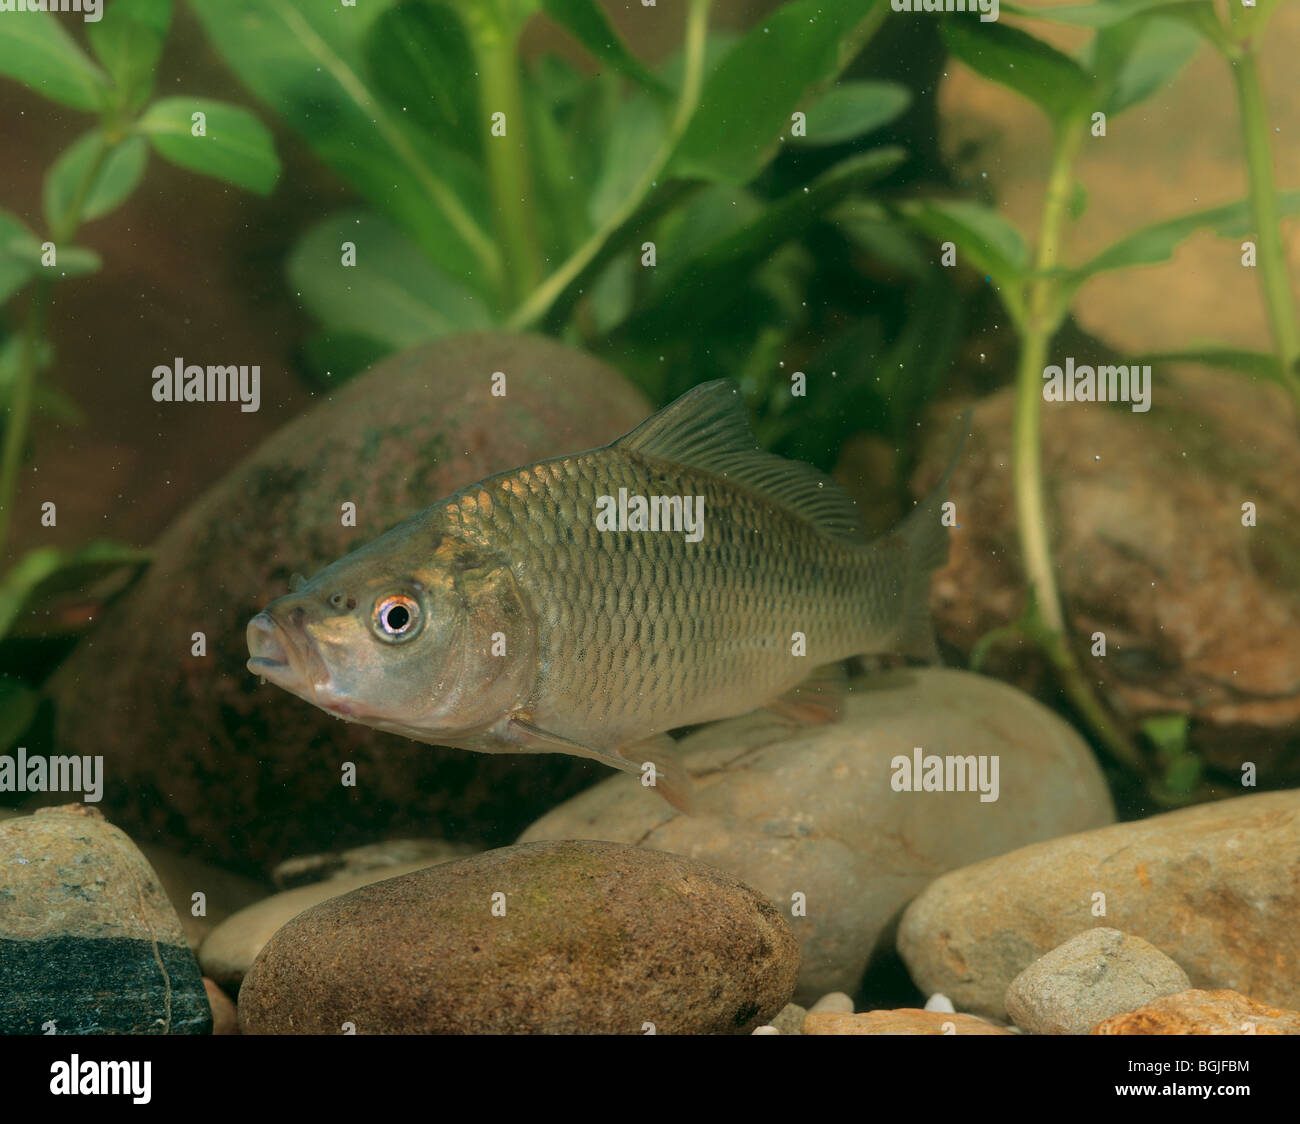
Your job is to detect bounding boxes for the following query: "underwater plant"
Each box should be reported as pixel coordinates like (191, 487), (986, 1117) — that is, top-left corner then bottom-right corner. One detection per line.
(0, 0), (279, 746)
(184, 0), (958, 465)
(894, 0), (1299, 803)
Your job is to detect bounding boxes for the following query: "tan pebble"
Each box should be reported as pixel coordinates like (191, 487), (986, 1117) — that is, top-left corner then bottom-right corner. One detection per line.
(1092, 989), (1300, 1035)
(802, 1010), (1014, 1036)
(808, 991), (854, 1014)
(204, 979), (239, 1036)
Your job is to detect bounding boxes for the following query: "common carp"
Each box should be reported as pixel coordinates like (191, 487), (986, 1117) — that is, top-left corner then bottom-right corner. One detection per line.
(246, 380), (962, 812)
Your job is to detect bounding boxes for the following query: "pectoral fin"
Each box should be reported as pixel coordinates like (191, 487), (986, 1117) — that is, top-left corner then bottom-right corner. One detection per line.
(617, 733), (696, 815)
(764, 660), (849, 725)
(506, 719), (695, 814)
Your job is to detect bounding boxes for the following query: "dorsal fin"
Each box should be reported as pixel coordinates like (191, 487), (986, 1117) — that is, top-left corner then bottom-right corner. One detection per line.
(615, 379), (865, 544)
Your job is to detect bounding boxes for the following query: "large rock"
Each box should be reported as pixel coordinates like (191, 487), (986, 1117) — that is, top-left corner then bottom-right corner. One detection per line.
(1093, 989), (1300, 1036)
(200, 852), (470, 990)
(520, 668), (1115, 1003)
(0, 805), (210, 1034)
(1004, 928), (1191, 1035)
(237, 840), (799, 1035)
(918, 368), (1300, 779)
(47, 334), (651, 872)
(899, 790), (1300, 1019)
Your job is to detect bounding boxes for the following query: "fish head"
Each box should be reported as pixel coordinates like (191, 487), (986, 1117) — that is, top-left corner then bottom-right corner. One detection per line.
(246, 525), (536, 741)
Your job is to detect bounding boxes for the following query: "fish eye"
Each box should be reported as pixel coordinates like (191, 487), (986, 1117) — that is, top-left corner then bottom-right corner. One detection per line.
(372, 593), (422, 643)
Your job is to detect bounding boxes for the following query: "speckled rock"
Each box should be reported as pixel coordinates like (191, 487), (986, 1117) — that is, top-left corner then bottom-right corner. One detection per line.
(1005, 928), (1191, 1035)
(917, 366), (1300, 780)
(1092, 989), (1300, 1035)
(899, 791), (1300, 1019)
(204, 978), (238, 1035)
(48, 334), (651, 871)
(0, 805), (210, 1034)
(270, 838), (475, 890)
(237, 840), (799, 1034)
(802, 1010), (1012, 1035)
(521, 668), (1115, 1002)
(200, 854), (467, 989)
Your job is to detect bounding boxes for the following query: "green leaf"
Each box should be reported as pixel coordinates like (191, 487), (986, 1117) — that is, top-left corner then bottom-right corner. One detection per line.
(288, 210), (493, 349)
(3, 235), (102, 278)
(138, 97), (280, 194)
(942, 16), (1091, 129)
(87, 0), (174, 111)
(1127, 346), (1285, 384)
(42, 132), (149, 233)
(834, 203), (930, 278)
(792, 80), (911, 147)
(0, 11), (109, 111)
(1004, 0), (1213, 30)
(186, 0), (496, 290)
(540, 0), (669, 97)
(0, 542), (151, 640)
(625, 147), (904, 336)
(669, 0), (888, 185)
(0, 209), (39, 304)
(1091, 14), (1203, 116)
(364, 1), (479, 158)
(1071, 190), (1300, 281)
(895, 198), (1030, 320)
(588, 90), (666, 227)
(0, 676), (39, 753)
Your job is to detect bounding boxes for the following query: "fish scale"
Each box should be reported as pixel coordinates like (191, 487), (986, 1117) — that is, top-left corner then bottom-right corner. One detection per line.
(452, 447), (904, 744)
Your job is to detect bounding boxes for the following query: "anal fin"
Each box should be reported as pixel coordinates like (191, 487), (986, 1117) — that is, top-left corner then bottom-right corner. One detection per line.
(764, 660), (848, 725)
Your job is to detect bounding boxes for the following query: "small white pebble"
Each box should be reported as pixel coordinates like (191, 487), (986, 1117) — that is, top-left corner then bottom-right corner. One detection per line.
(809, 991), (854, 1014)
(752, 1025), (780, 1035)
(924, 993), (956, 1013)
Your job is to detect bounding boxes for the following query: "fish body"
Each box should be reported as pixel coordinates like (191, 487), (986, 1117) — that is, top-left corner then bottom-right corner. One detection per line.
(247, 380), (960, 809)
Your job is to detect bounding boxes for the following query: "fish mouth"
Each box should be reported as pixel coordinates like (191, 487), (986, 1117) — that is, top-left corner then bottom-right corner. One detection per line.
(246, 611), (366, 719)
(247, 612), (319, 696)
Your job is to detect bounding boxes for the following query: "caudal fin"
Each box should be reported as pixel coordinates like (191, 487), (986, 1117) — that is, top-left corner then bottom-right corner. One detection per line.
(894, 410), (971, 662)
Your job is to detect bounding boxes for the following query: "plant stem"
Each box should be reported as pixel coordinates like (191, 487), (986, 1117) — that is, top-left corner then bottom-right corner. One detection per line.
(0, 279), (52, 555)
(1230, 45), (1300, 407)
(466, 7), (544, 305)
(506, 0), (713, 332)
(0, 139), (111, 554)
(1011, 119), (1148, 776)
(1015, 121), (1082, 636)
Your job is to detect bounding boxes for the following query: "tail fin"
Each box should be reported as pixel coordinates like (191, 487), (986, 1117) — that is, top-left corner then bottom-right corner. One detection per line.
(894, 410), (971, 662)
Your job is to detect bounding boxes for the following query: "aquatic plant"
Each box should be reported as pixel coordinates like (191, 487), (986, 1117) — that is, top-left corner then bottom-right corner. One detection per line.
(899, 0), (1299, 802)
(184, 0), (949, 464)
(0, 0), (279, 744)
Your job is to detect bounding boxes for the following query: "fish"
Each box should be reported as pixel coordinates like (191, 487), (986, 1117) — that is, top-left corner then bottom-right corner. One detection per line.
(246, 379), (964, 813)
